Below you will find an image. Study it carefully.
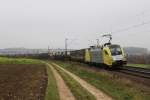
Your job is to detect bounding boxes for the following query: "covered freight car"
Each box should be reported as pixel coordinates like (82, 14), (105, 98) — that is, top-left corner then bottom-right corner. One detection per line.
(70, 49), (85, 62)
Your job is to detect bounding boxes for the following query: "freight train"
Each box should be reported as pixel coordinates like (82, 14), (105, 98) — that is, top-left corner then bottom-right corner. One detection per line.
(51, 34), (127, 68)
(69, 43), (127, 68)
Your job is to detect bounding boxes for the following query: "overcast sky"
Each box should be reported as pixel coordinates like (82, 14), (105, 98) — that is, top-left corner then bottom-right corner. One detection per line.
(0, 0), (150, 50)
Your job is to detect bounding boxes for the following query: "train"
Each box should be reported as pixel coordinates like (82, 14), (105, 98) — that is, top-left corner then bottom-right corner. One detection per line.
(50, 35), (127, 68)
(69, 43), (127, 68)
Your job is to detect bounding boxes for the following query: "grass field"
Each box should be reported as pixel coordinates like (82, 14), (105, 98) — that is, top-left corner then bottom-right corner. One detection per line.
(127, 63), (150, 69)
(55, 61), (150, 100)
(52, 63), (96, 100)
(0, 57), (43, 64)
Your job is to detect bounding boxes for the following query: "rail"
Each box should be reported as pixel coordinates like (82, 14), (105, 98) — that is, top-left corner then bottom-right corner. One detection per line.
(119, 66), (150, 79)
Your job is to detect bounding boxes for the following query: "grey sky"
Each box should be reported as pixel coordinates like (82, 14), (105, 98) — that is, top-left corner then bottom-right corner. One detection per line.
(0, 0), (150, 49)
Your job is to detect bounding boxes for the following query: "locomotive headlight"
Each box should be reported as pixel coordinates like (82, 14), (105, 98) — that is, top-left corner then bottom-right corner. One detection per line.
(112, 55), (123, 61)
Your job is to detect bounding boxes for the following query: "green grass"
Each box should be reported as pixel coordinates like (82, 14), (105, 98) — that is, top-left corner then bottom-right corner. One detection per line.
(55, 61), (150, 100)
(45, 65), (59, 100)
(51, 63), (96, 100)
(127, 64), (150, 69)
(0, 57), (43, 64)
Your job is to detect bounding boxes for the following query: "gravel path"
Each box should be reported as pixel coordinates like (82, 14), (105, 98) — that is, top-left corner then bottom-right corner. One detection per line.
(47, 63), (75, 100)
(52, 63), (112, 100)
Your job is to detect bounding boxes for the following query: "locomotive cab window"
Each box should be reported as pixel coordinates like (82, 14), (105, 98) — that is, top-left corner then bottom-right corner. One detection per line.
(109, 45), (122, 56)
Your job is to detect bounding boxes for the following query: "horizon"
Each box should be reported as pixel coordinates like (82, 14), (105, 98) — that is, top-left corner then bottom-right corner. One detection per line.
(0, 46), (149, 51)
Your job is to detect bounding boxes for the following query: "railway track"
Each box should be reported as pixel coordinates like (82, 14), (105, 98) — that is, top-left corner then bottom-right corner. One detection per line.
(65, 61), (150, 86)
(119, 66), (150, 79)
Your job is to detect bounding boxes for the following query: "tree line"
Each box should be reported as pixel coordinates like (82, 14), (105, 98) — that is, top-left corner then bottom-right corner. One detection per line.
(127, 54), (150, 64)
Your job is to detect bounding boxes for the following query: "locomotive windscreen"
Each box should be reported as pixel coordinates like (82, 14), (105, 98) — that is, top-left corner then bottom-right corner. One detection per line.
(109, 45), (122, 56)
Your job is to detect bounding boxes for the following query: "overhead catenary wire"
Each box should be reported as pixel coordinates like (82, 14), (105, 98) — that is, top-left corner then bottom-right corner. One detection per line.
(112, 20), (150, 34)
(135, 9), (150, 17)
(98, 20), (150, 46)
(112, 9), (150, 34)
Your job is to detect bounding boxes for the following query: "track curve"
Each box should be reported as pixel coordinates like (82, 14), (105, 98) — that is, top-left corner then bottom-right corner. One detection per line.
(119, 66), (150, 79)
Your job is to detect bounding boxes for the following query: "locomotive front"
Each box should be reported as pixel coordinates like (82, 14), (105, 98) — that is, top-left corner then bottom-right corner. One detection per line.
(108, 45), (127, 67)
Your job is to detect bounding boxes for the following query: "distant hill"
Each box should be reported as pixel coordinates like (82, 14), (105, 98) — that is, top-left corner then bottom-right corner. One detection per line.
(0, 48), (73, 55)
(0, 48), (48, 55)
(124, 47), (148, 56)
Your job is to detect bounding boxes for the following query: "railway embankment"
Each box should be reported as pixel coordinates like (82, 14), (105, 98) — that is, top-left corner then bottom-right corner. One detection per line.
(54, 61), (150, 100)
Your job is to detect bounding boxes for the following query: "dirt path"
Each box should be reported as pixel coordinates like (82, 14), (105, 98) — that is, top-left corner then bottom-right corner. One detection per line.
(52, 63), (112, 100)
(47, 63), (75, 100)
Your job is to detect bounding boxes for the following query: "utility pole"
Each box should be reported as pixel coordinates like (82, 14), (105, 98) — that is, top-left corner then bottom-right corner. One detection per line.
(65, 38), (68, 56)
(96, 39), (100, 47)
(48, 46), (49, 53)
(48, 45), (50, 56)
